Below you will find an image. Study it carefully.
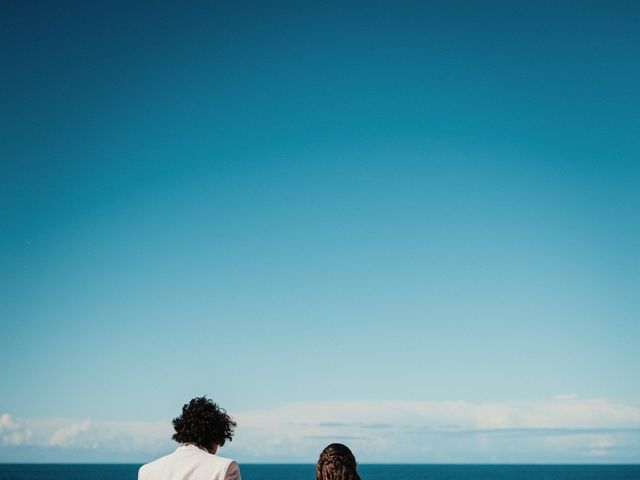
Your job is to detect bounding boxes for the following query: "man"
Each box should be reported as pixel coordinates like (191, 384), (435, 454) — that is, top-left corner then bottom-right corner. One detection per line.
(139, 396), (241, 480)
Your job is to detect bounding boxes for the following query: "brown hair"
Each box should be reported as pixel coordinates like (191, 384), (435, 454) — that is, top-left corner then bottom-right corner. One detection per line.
(316, 443), (361, 480)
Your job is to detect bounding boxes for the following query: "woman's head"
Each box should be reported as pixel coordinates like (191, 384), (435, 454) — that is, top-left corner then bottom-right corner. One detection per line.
(316, 443), (360, 480)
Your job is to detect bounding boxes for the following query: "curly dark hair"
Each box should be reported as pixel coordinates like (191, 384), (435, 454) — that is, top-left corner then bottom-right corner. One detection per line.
(172, 396), (236, 450)
(317, 443), (361, 480)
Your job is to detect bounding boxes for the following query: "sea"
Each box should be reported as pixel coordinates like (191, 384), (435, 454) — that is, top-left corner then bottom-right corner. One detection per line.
(1, 464), (639, 480)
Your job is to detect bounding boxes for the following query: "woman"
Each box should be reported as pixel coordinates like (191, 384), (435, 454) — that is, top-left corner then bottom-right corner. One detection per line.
(316, 443), (361, 480)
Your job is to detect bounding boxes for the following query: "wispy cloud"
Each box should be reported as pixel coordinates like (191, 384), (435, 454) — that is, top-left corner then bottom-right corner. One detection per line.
(2, 396), (640, 463)
(229, 396), (640, 462)
(49, 419), (95, 447)
(0, 414), (31, 447)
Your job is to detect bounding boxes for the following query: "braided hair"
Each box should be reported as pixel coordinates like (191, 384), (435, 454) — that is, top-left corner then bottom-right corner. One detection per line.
(316, 444), (361, 480)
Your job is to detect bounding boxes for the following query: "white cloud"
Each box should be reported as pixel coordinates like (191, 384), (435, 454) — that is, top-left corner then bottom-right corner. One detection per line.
(2, 396), (640, 462)
(49, 419), (95, 447)
(234, 396), (640, 432)
(225, 396), (640, 462)
(0, 414), (32, 446)
(542, 432), (618, 458)
(586, 434), (616, 457)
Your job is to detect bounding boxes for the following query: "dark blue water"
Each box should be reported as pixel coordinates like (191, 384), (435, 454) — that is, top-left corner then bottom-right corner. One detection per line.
(1, 464), (639, 480)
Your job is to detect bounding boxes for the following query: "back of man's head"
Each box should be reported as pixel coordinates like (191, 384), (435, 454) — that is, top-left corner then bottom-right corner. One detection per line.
(172, 396), (237, 451)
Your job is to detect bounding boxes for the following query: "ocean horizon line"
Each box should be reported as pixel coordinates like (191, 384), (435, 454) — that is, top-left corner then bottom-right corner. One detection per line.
(2, 462), (639, 465)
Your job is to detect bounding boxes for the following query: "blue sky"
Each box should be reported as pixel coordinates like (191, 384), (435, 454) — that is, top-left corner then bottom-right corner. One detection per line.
(1, 0), (639, 463)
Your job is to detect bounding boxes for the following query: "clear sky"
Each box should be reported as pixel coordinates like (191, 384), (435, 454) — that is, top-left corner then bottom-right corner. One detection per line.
(1, 0), (639, 463)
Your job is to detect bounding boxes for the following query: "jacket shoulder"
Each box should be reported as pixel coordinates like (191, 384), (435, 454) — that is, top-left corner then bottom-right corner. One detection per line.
(138, 452), (175, 479)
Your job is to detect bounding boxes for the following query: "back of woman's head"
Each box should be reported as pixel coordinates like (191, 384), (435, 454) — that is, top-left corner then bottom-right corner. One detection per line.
(316, 443), (361, 480)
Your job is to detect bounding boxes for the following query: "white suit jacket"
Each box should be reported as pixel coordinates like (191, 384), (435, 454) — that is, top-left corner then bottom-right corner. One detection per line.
(138, 445), (241, 480)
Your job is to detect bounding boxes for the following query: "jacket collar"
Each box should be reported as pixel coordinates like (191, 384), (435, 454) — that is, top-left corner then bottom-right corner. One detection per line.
(177, 444), (211, 453)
